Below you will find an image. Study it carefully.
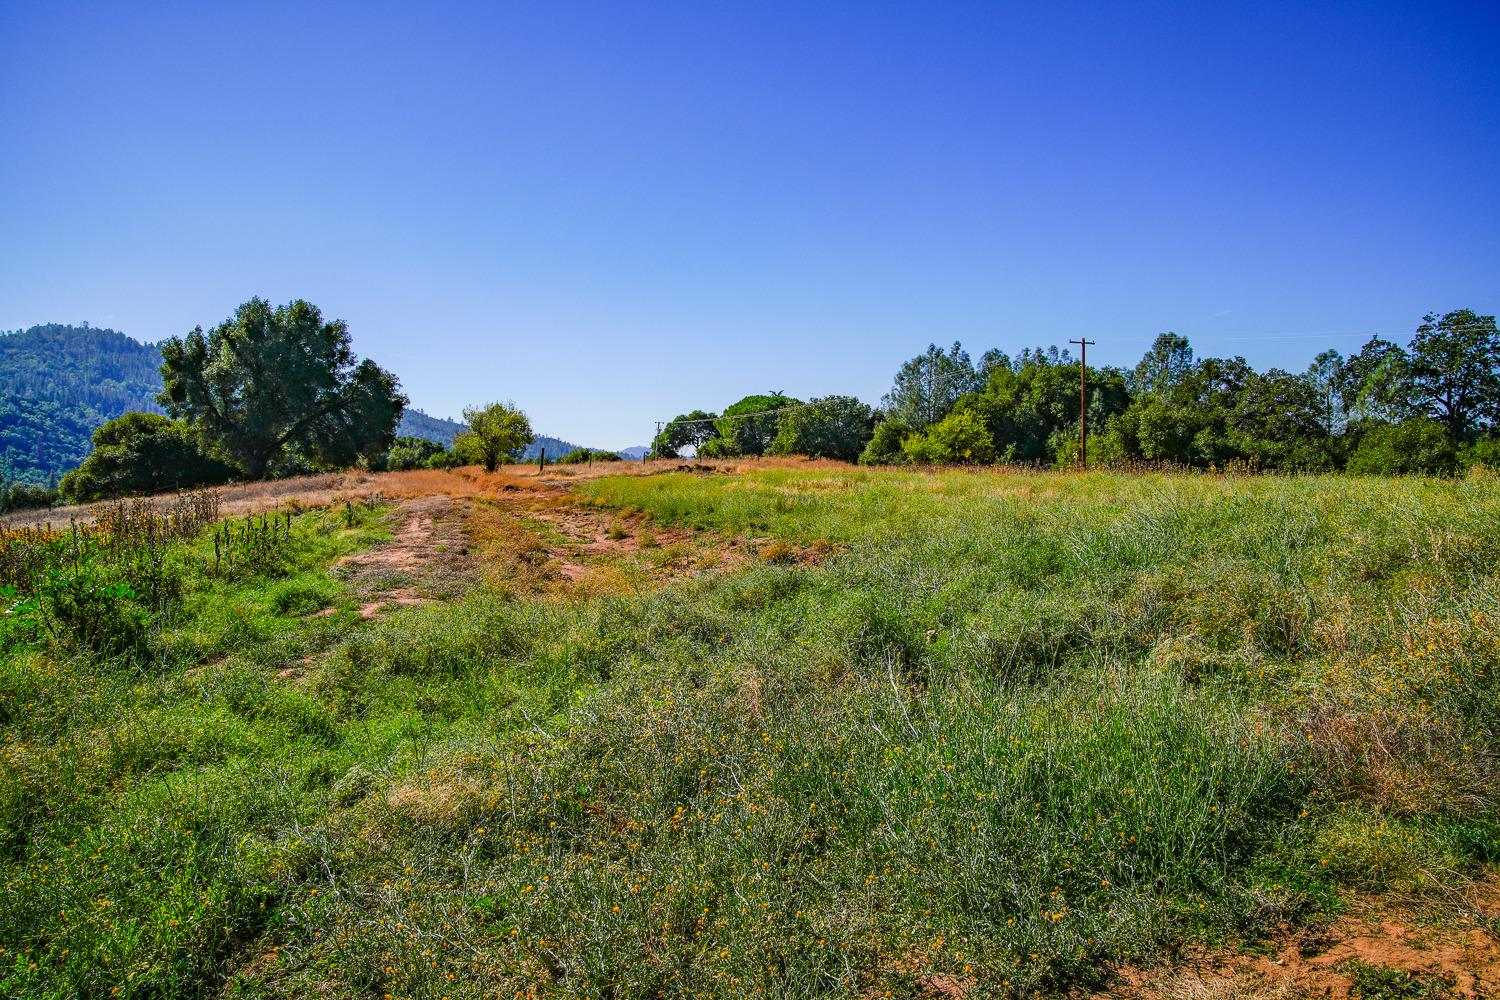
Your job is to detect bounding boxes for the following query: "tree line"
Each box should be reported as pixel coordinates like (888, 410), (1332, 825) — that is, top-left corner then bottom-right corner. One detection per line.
(652, 309), (1500, 474)
(54, 298), (554, 503)
(13, 301), (1497, 509)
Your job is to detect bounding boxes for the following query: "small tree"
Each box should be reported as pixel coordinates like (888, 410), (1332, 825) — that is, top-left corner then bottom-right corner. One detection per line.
(858, 418), (913, 465)
(903, 409), (995, 464)
(454, 402), (534, 472)
(651, 410), (718, 458)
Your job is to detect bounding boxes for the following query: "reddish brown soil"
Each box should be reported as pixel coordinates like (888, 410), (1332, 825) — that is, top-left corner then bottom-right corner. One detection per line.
(1090, 880), (1500, 999)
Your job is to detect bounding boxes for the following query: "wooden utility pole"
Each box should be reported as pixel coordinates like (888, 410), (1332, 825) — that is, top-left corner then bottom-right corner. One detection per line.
(1069, 338), (1096, 468)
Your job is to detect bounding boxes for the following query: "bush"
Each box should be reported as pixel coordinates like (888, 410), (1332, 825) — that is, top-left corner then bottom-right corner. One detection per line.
(557, 448), (622, 464)
(857, 418), (912, 465)
(0, 482), (58, 513)
(381, 436), (447, 471)
(59, 413), (234, 502)
(1345, 418), (1457, 475)
(696, 436), (741, 458)
(903, 409), (995, 464)
(1461, 436), (1500, 471)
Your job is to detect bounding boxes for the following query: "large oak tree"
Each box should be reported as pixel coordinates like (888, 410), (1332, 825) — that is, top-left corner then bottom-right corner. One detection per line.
(159, 298), (406, 478)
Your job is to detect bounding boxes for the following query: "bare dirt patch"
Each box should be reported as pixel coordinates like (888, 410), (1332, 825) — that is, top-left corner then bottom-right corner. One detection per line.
(452, 469), (745, 591)
(1090, 881), (1500, 999)
(275, 466), (753, 608)
(0, 457), (846, 529)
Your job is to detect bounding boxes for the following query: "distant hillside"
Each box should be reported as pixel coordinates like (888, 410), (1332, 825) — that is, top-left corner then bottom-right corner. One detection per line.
(618, 446), (650, 461)
(397, 409), (465, 446)
(1, 323), (595, 481)
(521, 435), (584, 461)
(0, 324), (164, 483)
(398, 413), (583, 461)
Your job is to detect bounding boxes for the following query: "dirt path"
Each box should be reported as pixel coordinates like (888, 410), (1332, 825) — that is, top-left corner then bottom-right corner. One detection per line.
(334, 493), (476, 616)
(307, 466), (752, 613)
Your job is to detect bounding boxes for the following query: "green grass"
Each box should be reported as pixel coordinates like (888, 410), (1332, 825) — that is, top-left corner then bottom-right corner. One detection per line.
(2, 467), (1498, 997)
(1340, 958), (1455, 998)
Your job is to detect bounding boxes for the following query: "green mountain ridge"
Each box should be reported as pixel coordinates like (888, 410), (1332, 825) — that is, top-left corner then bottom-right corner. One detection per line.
(0, 324), (165, 483)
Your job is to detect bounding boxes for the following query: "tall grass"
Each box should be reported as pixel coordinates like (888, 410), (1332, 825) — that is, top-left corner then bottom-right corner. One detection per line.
(2, 467), (1497, 997)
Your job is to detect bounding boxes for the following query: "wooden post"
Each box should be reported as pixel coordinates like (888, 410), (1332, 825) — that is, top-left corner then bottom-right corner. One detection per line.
(1069, 338), (1096, 468)
(538, 447), (546, 473)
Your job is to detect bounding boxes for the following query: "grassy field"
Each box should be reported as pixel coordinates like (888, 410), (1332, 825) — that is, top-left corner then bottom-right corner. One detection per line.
(2, 465), (1497, 997)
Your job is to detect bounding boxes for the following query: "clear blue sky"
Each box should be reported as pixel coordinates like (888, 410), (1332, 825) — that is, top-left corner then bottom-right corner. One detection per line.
(2, 2), (1497, 449)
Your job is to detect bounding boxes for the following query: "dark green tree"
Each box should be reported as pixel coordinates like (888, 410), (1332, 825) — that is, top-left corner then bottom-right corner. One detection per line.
(1338, 336), (1414, 424)
(704, 394), (800, 457)
(857, 417), (914, 465)
(974, 359), (1130, 464)
(1228, 369), (1336, 471)
(1345, 417), (1458, 476)
(382, 436), (448, 471)
(1131, 333), (1194, 395)
(1407, 309), (1500, 439)
(159, 298), (406, 478)
(1306, 349), (1345, 434)
(767, 395), (874, 461)
(58, 412), (235, 501)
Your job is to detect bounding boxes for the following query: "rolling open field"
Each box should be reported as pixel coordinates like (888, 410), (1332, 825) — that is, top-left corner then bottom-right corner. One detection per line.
(3, 462), (1498, 997)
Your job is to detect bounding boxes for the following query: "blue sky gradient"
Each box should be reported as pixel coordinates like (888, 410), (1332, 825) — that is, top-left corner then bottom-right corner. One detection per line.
(3, 2), (1497, 448)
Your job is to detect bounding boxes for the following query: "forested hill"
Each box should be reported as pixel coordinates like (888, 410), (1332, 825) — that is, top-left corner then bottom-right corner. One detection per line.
(0, 324), (165, 483)
(398, 408), (465, 446)
(520, 435), (584, 460)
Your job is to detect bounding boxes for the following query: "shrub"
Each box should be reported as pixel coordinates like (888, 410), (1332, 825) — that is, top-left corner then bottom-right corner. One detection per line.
(903, 409), (995, 464)
(1345, 418), (1457, 475)
(1461, 436), (1500, 471)
(557, 448), (622, 464)
(381, 436), (447, 471)
(857, 417), (912, 465)
(0, 482), (58, 513)
(59, 412), (234, 502)
(696, 435), (740, 458)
